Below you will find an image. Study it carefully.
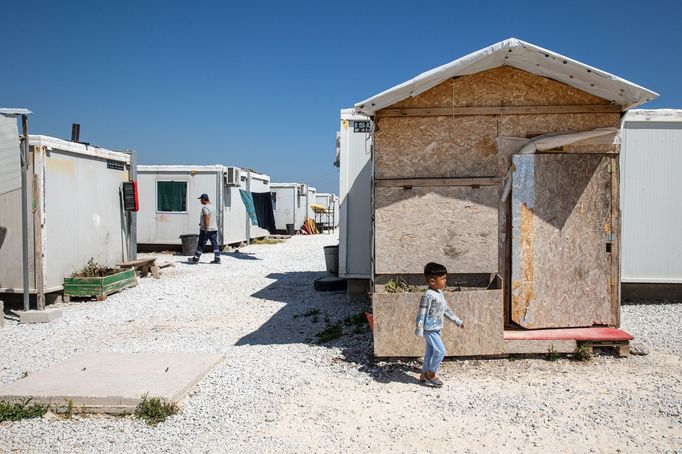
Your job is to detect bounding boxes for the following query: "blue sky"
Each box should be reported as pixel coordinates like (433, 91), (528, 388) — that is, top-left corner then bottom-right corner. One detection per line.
(3, 0), (680, 194)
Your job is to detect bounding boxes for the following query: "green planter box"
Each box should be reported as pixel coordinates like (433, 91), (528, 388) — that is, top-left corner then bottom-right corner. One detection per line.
(63, 269), (137, 301)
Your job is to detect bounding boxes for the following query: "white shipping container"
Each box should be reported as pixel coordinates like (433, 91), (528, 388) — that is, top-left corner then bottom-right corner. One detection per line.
(620, 109), (682, 283)
(136, 165), (271, 246)
(0, 135), (133, 296)
(337, 108), (372, 279)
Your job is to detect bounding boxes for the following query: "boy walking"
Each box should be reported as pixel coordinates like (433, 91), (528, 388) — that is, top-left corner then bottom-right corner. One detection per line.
(189, 193), (221, 264)
(415, 262), (464, 387)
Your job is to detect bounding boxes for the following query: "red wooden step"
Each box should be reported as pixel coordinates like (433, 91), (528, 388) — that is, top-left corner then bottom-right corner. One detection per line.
(504, 327), (633, 342)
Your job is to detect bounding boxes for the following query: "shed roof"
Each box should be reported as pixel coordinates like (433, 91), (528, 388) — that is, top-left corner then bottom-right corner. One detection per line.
(29, 135), (130, 163)
(355, 38), (658, 115)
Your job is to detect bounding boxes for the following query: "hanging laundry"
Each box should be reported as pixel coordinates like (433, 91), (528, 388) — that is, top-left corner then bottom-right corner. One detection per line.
(251, 192), (277, 234)
(239, 190), (258, 225)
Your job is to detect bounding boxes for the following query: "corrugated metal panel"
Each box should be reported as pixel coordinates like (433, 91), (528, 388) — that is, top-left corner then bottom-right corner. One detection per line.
(0, 115), (21, 195)
(621, 115), (682, 283)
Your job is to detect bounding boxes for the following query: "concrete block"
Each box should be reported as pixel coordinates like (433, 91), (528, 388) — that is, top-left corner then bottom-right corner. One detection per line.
(18, 309), (63, 324)
(0, 300), (3, 327)
(0, 352), (224, 414)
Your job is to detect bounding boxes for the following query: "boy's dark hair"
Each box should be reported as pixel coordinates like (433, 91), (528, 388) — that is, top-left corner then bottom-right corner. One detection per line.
(424, 262), (447, 278)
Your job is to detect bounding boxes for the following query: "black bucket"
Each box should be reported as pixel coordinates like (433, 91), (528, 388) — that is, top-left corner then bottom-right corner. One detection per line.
(179, 234), (199, 256)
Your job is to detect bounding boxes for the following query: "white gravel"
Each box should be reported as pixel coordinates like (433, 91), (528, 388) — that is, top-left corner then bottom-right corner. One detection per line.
(1, 234), (681, 453)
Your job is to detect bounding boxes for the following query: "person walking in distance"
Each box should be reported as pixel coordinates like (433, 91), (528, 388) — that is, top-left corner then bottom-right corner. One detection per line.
(189, 193), (221, 264)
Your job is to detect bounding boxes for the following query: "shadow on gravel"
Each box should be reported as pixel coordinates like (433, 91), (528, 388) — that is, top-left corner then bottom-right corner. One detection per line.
(236, 271), (421, 385)
(220, 251), (261, 261)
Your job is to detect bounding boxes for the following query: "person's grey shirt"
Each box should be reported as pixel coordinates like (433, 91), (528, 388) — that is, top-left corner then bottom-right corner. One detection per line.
(200, 204), (218, 231)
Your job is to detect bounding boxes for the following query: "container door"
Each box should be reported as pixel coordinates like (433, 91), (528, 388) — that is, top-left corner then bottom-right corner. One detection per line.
(511, 154), (615, 329)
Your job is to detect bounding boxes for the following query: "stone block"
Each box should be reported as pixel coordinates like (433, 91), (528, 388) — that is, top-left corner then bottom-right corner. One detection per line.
(18, 309), (63, 324)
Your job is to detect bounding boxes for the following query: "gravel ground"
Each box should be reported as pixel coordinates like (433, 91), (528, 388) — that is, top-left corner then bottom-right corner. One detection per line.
(1, 234), (680, 453)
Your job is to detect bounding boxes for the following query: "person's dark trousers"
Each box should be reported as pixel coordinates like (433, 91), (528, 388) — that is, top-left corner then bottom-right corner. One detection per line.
(194, 230), (220, 262)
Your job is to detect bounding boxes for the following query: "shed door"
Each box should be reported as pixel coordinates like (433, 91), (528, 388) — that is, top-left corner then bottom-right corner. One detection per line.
(511, 154), (615, 329)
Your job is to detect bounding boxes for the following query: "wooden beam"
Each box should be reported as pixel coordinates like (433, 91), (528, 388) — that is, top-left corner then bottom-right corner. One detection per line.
(378, 105), (622, 118)
(374, 177), (500, 188)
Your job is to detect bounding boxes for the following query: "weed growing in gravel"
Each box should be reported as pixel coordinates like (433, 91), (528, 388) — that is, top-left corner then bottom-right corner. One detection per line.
(20, 371), (29, 378)
(546, 345), (560, 361)
(344, 311), (368, 334)
(251, 238), (284, 245)
(315, 323), (343, 344)
(573, 344), (593, 361)
(295, 309), (320, 318)
(0, 399), (48, 422)
(135, 394), (179, 425)
(64, 399), (74, 419)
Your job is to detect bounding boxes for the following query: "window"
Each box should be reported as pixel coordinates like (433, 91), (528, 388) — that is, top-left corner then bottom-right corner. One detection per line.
(271, 192), (277, 210)
(157, 181), (187, 212)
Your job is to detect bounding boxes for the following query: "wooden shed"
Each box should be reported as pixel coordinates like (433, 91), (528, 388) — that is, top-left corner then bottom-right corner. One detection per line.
(354, 38), (657, 357)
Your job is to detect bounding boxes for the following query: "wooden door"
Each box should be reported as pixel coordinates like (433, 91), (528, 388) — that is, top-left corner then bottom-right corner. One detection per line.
(511, 154), (616, 329)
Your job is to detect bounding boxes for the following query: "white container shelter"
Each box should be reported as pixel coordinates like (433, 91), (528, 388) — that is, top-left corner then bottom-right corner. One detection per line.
(270, 183), (309, 233)
(136, 165), (270, 247)
(336, 108), (372, 280)
(0, 135), (134, 303)
(314, 192), (339, 228)
(620, 109), (682, 284)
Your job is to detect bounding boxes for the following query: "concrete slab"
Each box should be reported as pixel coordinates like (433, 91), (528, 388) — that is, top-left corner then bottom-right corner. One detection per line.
(0, 352), (224, 413)
(18, 309), (63, 324)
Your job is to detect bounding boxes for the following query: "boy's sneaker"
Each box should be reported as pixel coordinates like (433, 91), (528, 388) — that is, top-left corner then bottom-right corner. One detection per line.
(426, 376), (443, 387)
(210, 258), (221, 264)
(188, 257), (199, 264)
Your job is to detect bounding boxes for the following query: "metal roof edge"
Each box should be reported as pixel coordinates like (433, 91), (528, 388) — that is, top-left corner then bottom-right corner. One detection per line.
(29, 135), (130, 163)
(355, 38), (658, 115)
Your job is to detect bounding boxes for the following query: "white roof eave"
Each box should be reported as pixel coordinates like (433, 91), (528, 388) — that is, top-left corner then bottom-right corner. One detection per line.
(355, 38), (658, 115)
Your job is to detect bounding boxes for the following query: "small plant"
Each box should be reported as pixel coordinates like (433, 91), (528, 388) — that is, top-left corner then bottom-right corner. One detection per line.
(573, 344), (593, 362)
(20, 371), (29, 378)
(384, 278), (421, 293)
(134, 394), (179, 426)
(73, 258), (117, 278)
(343, 311), (367, 328)
(315, 323), (343, 344)
(63, 399), (74, 419)
(0, 399), (48, 422)
(545, 345), (560, 361)
(294, 309), (320, 319)
(251, 238), (284, 245)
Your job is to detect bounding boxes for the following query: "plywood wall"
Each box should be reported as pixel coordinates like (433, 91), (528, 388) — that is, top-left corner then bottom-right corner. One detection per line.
(373, 289), (504, 357)
(373, 66), (621, 331)
(375, 186), (498, 274)
(390, 66), (610, 109)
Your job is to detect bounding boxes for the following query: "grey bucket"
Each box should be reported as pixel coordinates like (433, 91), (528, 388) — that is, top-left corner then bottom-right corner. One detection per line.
(323, 245), (339, 276)
(286, 223), (295, 235)
(179, 234), (199, 256)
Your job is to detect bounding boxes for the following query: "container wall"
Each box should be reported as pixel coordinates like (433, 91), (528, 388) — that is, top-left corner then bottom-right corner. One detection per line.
(339, 118), (372, 278)
(42, 148), (129, 289)
(0, 161), (36, 291)
(621, 119), (682, 283)
(137, 171), (216, 245)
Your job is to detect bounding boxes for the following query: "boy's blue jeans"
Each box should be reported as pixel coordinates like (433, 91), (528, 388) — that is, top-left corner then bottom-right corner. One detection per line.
(422, 330), (446, 373)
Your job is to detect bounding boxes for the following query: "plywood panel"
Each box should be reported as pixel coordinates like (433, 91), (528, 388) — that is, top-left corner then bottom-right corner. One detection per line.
(375, 186), (498, 274)
(511, 154), (614, 329)
(374, 115), (499, 179)
(372, 289), (504, 357)
(499, 113), (621, 137)
(390, 66), (609, 109)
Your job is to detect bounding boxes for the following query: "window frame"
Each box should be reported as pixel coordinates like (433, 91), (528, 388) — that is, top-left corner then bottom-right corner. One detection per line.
(156, 180), (189, 213)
